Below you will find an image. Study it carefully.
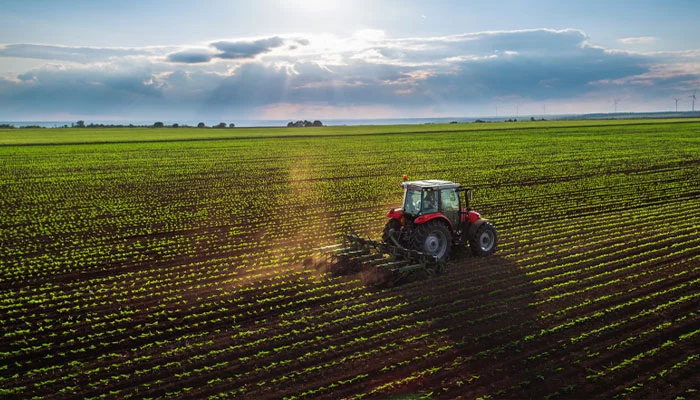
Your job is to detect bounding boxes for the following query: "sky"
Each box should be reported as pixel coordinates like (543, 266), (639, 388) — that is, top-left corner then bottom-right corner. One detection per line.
(1, 0), (699, 121)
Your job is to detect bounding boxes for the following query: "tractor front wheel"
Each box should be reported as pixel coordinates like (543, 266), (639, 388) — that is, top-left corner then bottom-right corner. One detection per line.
(469, 221), (498, 256)
(412, 221), (452, 262)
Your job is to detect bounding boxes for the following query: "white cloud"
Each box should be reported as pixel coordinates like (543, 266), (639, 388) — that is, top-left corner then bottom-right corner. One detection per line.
(0, 43), (171, 63)
(618, 36), (659, 45)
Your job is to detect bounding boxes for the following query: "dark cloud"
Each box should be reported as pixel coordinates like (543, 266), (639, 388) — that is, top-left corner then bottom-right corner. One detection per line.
(211, 36), (285, 59)
(166, 49), (213, 63)
(166, 36), (298, 63)
(417, 46), (650, 103)
(0, 64), (162, 117)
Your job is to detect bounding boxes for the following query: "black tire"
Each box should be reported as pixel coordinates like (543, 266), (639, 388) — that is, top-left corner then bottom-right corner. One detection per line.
(469, 221), (498, 256)
(382, 219), (402, 244)
(411, 220), (452, 262)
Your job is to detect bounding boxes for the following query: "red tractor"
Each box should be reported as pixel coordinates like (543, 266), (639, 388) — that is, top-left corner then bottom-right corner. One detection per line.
(318, 178), (498, 284)
(383, 179), (498, 262)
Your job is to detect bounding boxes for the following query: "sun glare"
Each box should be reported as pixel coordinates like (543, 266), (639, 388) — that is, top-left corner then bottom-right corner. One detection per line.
(291, 0), (337, 13)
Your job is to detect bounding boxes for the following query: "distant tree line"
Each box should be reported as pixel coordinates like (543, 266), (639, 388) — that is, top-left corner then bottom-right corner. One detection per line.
(62, 121), (237, 128)
(0, 124), (46, 129)
(287, 120), (323, 127)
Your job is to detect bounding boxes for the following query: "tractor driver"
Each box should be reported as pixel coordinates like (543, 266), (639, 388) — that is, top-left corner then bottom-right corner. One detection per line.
(422, 191), (438, 213)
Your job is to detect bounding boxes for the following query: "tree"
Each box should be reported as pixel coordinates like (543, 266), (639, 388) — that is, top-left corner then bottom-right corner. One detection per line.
(197, 122), (206, 128)
(228, 123), (235, 128)
(153, 121), (164, 128)
(287, 120), (322, 127)
(76, 120), (85, 128)
(171, 123), (179, 128)
(214, 122), (227, 129)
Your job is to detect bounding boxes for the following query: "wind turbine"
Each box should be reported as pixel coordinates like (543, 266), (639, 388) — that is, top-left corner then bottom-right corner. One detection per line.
(691, 90), (697, 112)
(674, 97), (681, 112)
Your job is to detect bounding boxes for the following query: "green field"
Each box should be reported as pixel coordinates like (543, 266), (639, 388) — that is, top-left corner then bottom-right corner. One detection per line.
(1, 118), (695, 145)
(1, 119), (699, 399)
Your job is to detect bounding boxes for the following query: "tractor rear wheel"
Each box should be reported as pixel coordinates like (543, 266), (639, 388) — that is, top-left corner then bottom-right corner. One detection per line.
(411, 220), (452, 261)
(469, 221), (498, 256)
(382, 219), (402, 244)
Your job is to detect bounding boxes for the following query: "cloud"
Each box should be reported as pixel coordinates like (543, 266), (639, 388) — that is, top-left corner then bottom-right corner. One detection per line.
(618, 36), (659, 45)
(211, 36), (285, 59)
(0, 36), (302, 66)
(0, 62), (165, 118)
(166, 36), (308, 64)
(166, 48), (214, 64)
(1, 28), (699, 119)
(0, 43), (163, 63)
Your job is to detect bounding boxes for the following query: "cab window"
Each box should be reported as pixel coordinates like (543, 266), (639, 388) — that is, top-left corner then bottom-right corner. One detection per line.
(441, 188), (460, 226)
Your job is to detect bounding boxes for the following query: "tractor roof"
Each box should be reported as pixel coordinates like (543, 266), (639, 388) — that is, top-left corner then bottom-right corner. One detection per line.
(401, 180), (460, 190)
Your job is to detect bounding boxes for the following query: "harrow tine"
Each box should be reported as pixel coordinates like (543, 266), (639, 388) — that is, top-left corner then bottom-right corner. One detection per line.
(353, 253), (386, 263)
(333, 249), (370, 258)
(323, 246), (358, 255)
(374, 260), (410, 270)
(367, 256), (392, 265)
(345, 234), (382, 247)
(314, 243), (345, 252)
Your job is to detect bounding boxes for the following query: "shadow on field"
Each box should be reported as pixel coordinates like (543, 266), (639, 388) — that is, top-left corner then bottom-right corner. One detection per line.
(336, 250), (543, 397)
(311, 246), (539, 354)
(427, 251), (537, 342)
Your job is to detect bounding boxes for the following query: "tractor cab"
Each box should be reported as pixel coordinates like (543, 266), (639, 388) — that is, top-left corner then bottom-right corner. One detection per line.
(399, 180), (476, 229)
(402, 180), (460, 226)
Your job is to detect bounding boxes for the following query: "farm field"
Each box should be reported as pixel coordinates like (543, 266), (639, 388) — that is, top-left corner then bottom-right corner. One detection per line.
(1, 119), (699, 399)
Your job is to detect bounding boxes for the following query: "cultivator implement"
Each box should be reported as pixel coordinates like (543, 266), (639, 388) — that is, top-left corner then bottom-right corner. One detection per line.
(316, 233), (443, 286)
